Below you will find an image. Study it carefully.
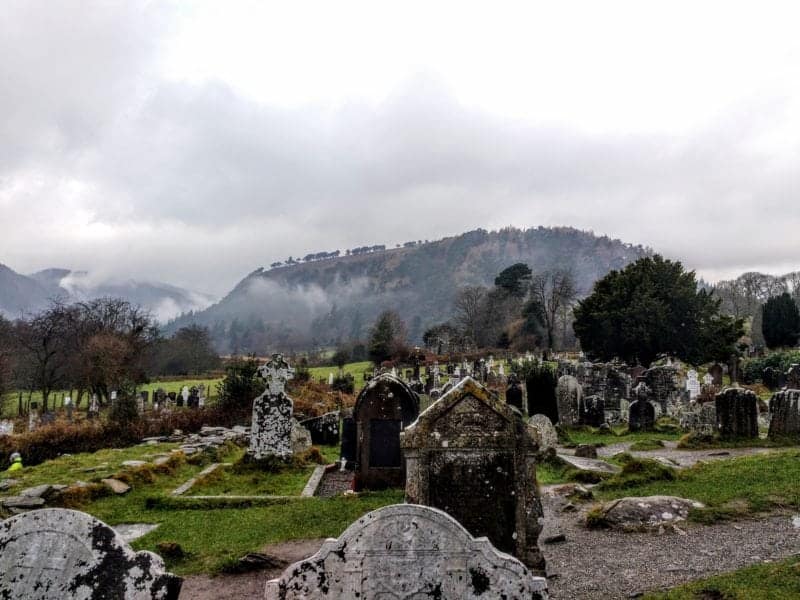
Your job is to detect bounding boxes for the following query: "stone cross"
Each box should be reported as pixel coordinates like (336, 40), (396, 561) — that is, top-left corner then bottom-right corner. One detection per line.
(258, 353), (295, 395)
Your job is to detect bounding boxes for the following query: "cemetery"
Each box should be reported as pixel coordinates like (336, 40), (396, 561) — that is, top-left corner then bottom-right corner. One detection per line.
(2, 338), (800, 599)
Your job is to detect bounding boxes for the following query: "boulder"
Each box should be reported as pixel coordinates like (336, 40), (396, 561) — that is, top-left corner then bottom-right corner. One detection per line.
(593, 495), (704, 531)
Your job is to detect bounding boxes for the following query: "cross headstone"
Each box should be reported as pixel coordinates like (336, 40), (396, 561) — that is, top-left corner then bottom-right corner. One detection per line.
(258, 353), (295, 395)
(249, 354), (296, 460)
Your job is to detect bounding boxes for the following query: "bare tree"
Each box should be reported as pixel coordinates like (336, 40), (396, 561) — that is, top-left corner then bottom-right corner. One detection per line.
(527, 269), (577, 350)
(453, 286), (488, 346)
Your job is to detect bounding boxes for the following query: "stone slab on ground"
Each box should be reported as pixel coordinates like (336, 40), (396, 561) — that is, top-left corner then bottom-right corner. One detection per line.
(101, 477), (131, 494)
(557, 453), (621, 474)
(113, 523), (160, 543)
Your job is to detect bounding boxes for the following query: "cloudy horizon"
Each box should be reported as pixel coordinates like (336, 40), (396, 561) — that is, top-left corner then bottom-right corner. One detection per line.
(2, 0), (799, 297)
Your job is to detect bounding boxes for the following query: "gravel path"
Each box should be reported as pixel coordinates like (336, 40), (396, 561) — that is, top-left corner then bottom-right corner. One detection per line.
(540, 492), (800, 599)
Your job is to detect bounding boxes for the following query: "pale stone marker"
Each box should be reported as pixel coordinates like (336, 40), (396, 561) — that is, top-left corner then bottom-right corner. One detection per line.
(264, 504), (548, 600)
(0, 508), (181, 599)
(249, 354), (295, 460)
(529, 413), (558, 452)
(685, 369), (700, 400)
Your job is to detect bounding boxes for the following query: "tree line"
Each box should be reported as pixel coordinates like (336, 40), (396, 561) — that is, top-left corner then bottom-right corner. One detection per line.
(0, 298), (220, 411)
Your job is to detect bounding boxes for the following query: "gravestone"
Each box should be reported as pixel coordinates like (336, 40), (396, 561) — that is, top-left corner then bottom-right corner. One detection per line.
(708, 363), (724, 386)
(0, 420), (13, 436)
(301, 411), (340, 445)
(556, 374), (582, 426)
(353, 374), (419, 490)
(716, 387), (758, 439)
(702, 373), (714, 387)
(529, 414), (558, 453)
(0, 508), (181, 599)
(505, 373), (524, 412)
(604, 366), (631, 411)
(787, 364), (800, 389)
(628, 384), (655, 432)
(248, 354), (296, 460)
(643, 366), (680, 412)
(28, 402), (39, 432)
(264, 504), (548, 600)
(768, 389), (800, 440)
(580, 395), (605, 427)
(685, 370), (700, 400)
(401, 377), (546, 572)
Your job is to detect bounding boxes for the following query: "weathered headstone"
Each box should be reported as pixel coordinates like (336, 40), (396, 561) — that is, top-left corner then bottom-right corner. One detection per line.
(628, 384), (655, 432)
(353, 374), (419, 489)
(505, 373), (524, 412)
(702, 373), (714, 387)
(0, 508), (181, 599)
(643, 366), (680, 412)
(708, 363), (724, 386)
(529, 414), (558, 453)
(556, 374), (582, 426)
(768, 389), (800, 440)
(685, 369), (700, 400)
(248, 354), (296, 460)
(787, 364), (800, 389)
(264, 504), (548, 599)
(401, 377), (545, 572)
(716, 387), (758, 439)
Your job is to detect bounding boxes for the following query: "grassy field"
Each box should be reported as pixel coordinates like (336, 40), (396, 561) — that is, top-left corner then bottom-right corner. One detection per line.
(644, 555), (800, 599)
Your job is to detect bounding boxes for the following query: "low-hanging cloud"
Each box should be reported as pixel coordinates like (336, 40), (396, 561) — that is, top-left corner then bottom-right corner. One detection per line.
(1, 2), (799, 297)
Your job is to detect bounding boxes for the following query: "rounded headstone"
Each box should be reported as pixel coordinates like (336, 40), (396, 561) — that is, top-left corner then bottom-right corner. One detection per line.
(528, 414), (558, 452)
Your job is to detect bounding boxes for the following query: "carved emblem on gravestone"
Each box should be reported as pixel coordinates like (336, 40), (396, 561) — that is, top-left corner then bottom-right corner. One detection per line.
(0, 509), (181, 599)
(265, 504), (548, 600)
(258, 354), (295, 395)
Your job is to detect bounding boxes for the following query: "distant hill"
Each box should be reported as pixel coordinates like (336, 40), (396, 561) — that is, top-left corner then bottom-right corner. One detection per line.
(166, 226), (652, 352)
(0, 265), (214, 322)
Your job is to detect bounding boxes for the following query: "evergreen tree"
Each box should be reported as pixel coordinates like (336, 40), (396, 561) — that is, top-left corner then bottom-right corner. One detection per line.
(573, 255), (743, 365)
(762, 292), (800, 349)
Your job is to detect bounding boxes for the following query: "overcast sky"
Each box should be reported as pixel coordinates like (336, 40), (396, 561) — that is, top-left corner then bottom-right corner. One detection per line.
(2, 0), (799, 297)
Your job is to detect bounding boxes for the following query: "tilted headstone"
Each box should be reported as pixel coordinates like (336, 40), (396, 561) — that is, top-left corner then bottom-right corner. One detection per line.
(353, 374), (419, 490)
(628, 383), (655, 432)
(0, 508), (181, 599)
(768, 389), (800, 440)
(556, 374), (582, 426)
(249, 354), (296, 460)
(264, 504), (548, 600)
(716, 387), (758, 439)
(401, 377), (546, 572)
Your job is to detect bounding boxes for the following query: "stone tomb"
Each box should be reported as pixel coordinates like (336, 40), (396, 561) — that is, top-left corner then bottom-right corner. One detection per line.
(249, 354), (295, 460)
(353, 374), (419, 490)
(716, 387), (758, 439)
(265, 504), (548, 600)
(401, 377), (545, 572)
(0, 508), (181, 599)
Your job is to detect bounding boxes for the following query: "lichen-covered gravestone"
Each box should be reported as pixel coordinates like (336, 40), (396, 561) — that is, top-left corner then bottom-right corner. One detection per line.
(529, 414), (558, 453)
(401, 377), (546, 573)
(716, 387), (758, 439)
(264, 504), (548, 600)
(353, 373), (419, 489)
(556, 374), (582, 426)
(0, 508), (181, 599)
(768, 389), (800, 440)
(301, 411), (340, 445)
(248, 354), (296, 460)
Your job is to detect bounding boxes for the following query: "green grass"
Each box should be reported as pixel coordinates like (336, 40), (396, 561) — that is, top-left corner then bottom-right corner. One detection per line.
(595, 450), (800, 521)
(565, 425), (682, 446)
(308, 361), (373, 392)
(644, 555), (800, 599)
(0, 441), (404, 576)
(629, 439), (666, 451)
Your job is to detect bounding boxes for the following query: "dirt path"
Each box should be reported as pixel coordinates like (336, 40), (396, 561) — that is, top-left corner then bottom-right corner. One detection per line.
(540, 492), (800, 599)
